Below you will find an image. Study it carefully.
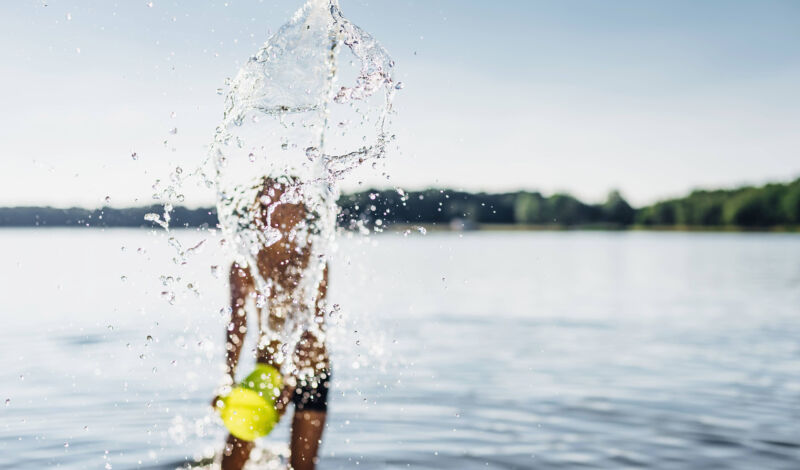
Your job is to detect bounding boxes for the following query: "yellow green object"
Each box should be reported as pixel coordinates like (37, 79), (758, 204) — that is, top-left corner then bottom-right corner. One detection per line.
(217, 364), (284, 441)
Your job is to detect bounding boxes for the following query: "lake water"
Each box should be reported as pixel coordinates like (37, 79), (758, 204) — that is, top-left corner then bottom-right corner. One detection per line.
(1, 229), (799, 469)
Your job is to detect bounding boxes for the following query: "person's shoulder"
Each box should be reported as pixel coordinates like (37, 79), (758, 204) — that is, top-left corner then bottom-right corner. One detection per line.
(230, 262), (252, 280)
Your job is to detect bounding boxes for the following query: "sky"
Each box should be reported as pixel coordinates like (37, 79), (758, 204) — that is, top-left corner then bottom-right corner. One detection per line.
(1, 0), (799, 208)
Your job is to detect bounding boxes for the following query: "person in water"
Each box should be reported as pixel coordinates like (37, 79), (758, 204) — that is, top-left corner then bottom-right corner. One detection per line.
(215, 176), (331, 470)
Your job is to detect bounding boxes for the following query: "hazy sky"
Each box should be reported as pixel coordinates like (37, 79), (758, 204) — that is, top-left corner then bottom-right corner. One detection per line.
(2, 0), (799, 207)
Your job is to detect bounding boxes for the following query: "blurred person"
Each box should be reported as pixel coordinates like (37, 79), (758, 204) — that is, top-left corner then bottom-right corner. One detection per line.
(214, 176), (331, 470)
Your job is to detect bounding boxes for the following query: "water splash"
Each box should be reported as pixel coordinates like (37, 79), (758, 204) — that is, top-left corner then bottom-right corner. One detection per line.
(210, 0), (397, 253)
(205, 0), (399, 356)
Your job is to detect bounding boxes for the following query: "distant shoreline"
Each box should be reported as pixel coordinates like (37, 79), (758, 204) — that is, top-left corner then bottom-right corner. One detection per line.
(385, 223), (799, 233)
(2, 177), (798, 231)
(2, 222), (796, 234)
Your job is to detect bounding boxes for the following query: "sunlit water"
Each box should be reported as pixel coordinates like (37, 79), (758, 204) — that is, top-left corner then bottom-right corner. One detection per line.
(1, 230), (799, 469)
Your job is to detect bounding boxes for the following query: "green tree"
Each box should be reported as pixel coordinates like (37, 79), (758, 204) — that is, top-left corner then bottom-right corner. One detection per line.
(550, 194), (586, 225)
(781, 181), (800, 223)
(514, 192), (547, 224)
(650, 202), (677, 225)
(603, 190), (635, 226)
(687, 191), (724, 226)
(723, 189), (766, 227)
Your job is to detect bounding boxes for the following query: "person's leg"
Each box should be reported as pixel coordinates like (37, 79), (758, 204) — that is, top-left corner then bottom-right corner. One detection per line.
(221, 434), (255, 470)
(290, 409), (327, 470)
(290, 334), (330, 470)
(219, 264), (257, 470)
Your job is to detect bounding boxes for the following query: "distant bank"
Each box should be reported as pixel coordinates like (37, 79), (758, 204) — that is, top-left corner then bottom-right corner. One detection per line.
(1, 178), (798, 231)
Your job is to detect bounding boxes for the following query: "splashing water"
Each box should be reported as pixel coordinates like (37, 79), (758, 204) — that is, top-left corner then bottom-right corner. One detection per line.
(211, 0), (397, 250)
(205, 0), (398, 365)
(141, 0), (399, 400)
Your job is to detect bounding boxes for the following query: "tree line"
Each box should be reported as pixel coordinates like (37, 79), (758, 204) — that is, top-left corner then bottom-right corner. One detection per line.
(338, 188), (636, 228)
(0, 205), (217, 228)
(636, 179), (800, 228)
(1, 178), (798, 229)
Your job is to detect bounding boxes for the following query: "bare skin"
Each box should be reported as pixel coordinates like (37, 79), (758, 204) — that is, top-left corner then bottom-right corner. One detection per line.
(217, 179), (330, 470)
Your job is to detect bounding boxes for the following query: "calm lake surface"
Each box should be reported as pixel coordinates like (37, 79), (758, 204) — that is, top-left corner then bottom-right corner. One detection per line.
(1, 229), (799, 469)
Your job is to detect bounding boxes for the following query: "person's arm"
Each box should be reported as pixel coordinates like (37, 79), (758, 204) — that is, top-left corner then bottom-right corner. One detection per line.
(315, 264), (329, 327)
(293, 264), (330, 371)
(225, 263), (253, 382)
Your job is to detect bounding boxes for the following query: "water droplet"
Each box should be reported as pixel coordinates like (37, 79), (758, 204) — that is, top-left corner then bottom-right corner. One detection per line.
(395, 82), (404, 90)
(120, 275), (127, 282)
(305, 147), (320, 160)
(131, 152), (138, 160)
(248, 152), (255, 162)
(104, 196), (111, 204)
(145, 1), (153, 7)
(169, 127), (178, 135)
(65, 12), (72, 21)
(160, 291), (175, 304)
(4, 399), (9, 406)
(64, 442), (69, 448)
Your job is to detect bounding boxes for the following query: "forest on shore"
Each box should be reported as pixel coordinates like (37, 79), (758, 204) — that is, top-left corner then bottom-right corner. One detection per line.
(1, 177), (798, 230)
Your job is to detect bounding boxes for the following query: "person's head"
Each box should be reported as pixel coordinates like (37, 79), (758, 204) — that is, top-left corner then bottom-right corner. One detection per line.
(254, 175), (307, 232)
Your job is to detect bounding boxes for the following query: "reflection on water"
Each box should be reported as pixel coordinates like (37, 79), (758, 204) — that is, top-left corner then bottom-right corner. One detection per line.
(0, 230), (799, 469)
